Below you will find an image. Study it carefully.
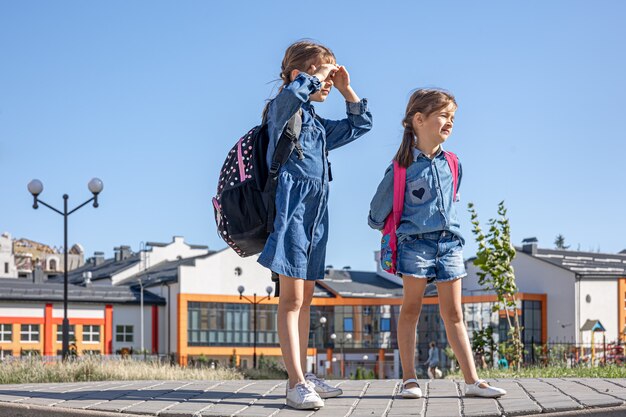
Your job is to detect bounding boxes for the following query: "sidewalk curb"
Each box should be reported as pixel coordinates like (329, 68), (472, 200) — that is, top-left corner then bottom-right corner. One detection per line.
(538, 406), (626, 417)
(0, 402), (138, 417)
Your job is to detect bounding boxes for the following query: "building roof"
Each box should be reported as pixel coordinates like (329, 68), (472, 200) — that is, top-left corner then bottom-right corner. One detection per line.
(59, 255), (141, 285)
(320, 269), (407, 298)
(580, 319), (606, 332)
(116, 253), (216, 288)
(0, 278), (165, 305)
(524, 247), (626, 278)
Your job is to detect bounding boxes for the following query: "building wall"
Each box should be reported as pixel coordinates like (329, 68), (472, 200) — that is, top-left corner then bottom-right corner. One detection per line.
(180, 249), (272, 296)
(0, 301), (172, 356)
(0, 302), (113, 356)
(579, 279), (619, 343)
(0, 233), (17, 278)
(112, 305), (158, 353)
(465, 251), (574, 343)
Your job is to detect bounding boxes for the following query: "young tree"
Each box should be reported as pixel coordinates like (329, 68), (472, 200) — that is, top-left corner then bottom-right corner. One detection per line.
(468, 201), (524, 370)
(554, 234), (570, 250)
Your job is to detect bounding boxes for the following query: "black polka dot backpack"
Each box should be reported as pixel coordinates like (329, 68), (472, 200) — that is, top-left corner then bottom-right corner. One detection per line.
(212, 113), (302, 257)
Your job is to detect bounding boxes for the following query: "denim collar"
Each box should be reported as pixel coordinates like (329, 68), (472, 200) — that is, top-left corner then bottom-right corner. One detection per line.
(413, 146), (444, 161)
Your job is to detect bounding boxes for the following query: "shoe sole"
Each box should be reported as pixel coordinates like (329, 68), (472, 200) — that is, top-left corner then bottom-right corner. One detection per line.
(285, 399), (324, 409)
(401, 392), (422, 399)
(317, 389), (343, 399)
(464, 392), (505, 398)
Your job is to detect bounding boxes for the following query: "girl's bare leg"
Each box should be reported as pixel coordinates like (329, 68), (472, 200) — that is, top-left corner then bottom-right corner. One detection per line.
(398, 275), (428, 388)
(277, 275), (306, 388)
(299, 280), (316, 374)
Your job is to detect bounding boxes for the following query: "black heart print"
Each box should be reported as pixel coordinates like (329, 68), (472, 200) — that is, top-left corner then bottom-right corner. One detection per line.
(412, 188), (426, 199)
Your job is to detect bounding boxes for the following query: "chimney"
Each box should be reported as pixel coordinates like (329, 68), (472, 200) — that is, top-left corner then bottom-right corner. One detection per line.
(82, 271), (92, 286)
(93, 252), (105, 266)
(113, 246), (131, 261)
(120, 245), (132, 260)
(522, 237), (538, 255)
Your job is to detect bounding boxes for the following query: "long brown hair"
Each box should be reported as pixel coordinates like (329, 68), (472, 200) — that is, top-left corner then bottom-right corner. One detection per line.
(394, 89), (457, 168)
(262, 40), (336, 121)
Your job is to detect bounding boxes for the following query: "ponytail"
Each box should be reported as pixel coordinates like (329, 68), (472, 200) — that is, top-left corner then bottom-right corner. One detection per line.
(394, 124), (415, 168)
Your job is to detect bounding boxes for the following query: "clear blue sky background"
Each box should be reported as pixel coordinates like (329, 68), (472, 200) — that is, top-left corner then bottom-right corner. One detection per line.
(2, 1), (625, 272)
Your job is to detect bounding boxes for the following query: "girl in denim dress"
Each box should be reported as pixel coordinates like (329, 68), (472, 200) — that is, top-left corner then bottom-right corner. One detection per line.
(368, 89), (505, 399)
(259, 41), (372, 410)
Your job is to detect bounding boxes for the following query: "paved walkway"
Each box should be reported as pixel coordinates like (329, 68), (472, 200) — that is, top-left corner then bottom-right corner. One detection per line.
(2, 379), (626, 417)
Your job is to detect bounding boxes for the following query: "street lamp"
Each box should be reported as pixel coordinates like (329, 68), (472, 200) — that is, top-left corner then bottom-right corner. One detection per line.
(330, 332), (352, 378)
(310, 316), (327, 374)
(238, 285), (273, 368)
(28, 178), (103, 361)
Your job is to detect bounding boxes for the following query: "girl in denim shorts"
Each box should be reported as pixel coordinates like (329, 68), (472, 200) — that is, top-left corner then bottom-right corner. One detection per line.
(368, 89), (505, 399)
(259, 40), (372, 410)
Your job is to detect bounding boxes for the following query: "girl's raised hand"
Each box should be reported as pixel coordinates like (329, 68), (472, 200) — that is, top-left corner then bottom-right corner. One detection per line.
(310, 63), (338, 82)
(330, 65), (350, 92)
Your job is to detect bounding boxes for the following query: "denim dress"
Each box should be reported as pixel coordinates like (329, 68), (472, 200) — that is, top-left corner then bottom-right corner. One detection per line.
(257, 73), (373, 280)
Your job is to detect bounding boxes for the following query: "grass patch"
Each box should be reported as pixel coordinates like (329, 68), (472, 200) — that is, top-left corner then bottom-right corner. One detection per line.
(0, 356), (243, 384)
(447, 365), (626, 379)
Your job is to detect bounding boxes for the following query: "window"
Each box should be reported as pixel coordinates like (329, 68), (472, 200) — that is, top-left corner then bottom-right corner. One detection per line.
(56, 325), (76, 342)
(4, 263), (8, 274)
(343, 317), (354, 332)
(380, 318), (391, 332)
(82, 325), (100, 343)
(49, 259), (57, 271)
(187, 302), (278, 347)
(21, 349), (40, 357)
(0, 324), (12, 342)
(20, 324), (39, 342)
(0, 349), (12, 359)
(116, 325), (134, 343)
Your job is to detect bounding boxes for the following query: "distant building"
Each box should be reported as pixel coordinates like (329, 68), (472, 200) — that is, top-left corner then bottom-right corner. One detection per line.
(464, 237), (626, 345)
(0, 232), (85, 278)
(0, 235), (550, 378)
(0, 233), (17, 278)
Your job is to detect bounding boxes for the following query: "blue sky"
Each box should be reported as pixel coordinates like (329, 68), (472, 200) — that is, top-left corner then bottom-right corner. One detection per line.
(1, 1), (625, 272)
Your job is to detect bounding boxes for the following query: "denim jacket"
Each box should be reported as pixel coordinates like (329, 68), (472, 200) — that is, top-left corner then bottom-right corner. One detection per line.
(368, 147), (464, 241)
(265, 73), (372, 179)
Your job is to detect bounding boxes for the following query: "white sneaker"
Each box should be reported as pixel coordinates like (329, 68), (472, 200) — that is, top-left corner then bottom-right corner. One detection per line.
(285, 381), (324, 410)
(400, 378), (423, 399)
(464, 379), (506, 398)
(305, 373), (343, 399)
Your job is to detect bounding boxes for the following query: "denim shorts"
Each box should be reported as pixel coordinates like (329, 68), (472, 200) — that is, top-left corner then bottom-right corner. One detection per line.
(397, 231), (466, 283)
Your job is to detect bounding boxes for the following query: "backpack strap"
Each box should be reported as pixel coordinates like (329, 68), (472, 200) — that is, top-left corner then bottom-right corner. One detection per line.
(443, 151), (459, 201)
(264, 111), (303, 233)
(392, 161), (407, 230)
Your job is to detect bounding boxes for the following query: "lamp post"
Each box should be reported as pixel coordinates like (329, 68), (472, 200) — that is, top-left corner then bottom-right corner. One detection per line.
(310, 316), (327, 374)
(28, 178), (103, 361)
(237, 285), (273, 368)
(330, 332), (352, 378)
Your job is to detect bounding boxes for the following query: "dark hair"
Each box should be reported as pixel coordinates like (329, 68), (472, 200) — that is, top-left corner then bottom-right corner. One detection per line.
(262, 40), (336, 120)
(394, 89), (457, 168)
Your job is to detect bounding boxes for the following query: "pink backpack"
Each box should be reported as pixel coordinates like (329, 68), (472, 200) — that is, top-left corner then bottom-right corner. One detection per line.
(380, 152), (459, 274)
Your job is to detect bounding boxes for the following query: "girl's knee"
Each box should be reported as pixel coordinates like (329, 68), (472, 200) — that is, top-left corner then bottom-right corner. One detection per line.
(279, 293), (304, 312)
(400, 303), (422, 320)
(441, 308), (463, 324)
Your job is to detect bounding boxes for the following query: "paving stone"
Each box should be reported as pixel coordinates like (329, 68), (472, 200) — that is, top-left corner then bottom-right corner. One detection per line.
(5, 378), (626, 416)
(516, 379), (583, 413)
(541, 378), (623, 408)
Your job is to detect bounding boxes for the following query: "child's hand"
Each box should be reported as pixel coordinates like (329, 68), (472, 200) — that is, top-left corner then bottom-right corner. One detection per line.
(330, 66), (350, 92)
(310, 63), (338, 83)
